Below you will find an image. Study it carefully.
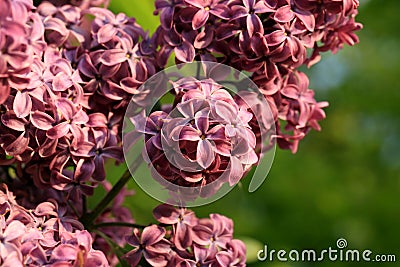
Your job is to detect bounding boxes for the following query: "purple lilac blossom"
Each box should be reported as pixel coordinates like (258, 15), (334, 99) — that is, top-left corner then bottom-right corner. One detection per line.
(0, 0), (364, 266)
(0, 3), (153, 263)
(0, 0), (159, 204)
(124, 204), (246, 267)
(154, 0), (362, 152)
(131, 77), (261, 196)
(0, 184), (109, 266)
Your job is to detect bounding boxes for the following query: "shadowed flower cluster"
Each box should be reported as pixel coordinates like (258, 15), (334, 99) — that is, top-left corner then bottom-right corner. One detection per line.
(0, 184), (108, 266)
(154, 0), (362, 152)
(124, 204), (246, 266)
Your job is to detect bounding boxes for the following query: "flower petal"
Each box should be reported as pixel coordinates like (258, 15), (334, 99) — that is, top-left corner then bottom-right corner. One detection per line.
(176, 126), (200, 141)
(14, 91), (32, 118)
(160, 7), (174, 30)
(0, 79), (10, 104)
(55, 98), (76, 120)
(192, 9), (209, 30)
(72, 109), (89, 124)
(100, 49), (127, 66)
(295, 9), (315, 32)
(153, 204), (180, 224)
(247, 13), (263, 36)
(175, 41), (195, 63)
(102, 147), (124, 162)
(97, 24), (118, 43)
(50, 244), (77, 262)
(93, 156), (106, 181)
(228, 156), (244, 186)
(141, 225), (166, 246)
(1, 112), (27, 131)
(124, 249), (142, 267)
(53, 73), (73, 91)
(5, 132), (29, 156)
(197, 139), (215, 169)
(31, 111), (55, 130)
(274, 5), (294, 23)
(194, 27), (214, 49)
(74, 159), (95, 182)
(4, 220), (26, 241)
(46, 122), (70, 139)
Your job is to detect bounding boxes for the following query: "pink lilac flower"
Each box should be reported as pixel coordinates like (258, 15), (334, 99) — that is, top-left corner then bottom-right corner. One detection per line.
(153, 0), (362, 152)
(0, 0), (37, 105)
(0, 184), (109, 266)
(184, 0), (230, 30)
(153, 204), (197, 250)
(124, 204), (247, 266)
(0, 1), (159, 206)
(0, 0), (363, 266)
(124, 225), (171, 266)
(132, 78), (261, 196)
(0, 6), (152, 264)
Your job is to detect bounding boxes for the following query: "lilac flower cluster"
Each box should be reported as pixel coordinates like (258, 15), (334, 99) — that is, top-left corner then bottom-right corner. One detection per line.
(134, 77), (261, 194)
(0, 0), (38, 105)
(0, 0), (362, 266)
(0, 0), (159, 204)
(0, 184), (108, 266)
(154, 0), (362, 152)
(124, 204), (246, 266)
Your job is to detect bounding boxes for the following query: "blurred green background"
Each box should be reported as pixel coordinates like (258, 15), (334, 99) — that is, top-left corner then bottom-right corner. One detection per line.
(104, 0), (400, 266)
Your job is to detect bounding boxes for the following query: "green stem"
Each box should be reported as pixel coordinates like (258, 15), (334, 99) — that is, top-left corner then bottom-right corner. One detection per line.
(82, 195), (87, 215)
(81, 155), (143, 229)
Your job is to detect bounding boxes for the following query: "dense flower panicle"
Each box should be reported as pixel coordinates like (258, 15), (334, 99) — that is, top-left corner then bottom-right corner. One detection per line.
(153, 0), (362, 152)
(0, 1), (158, 265)
(0, 184), (109, 266)
(123, 204), (246, 267)
(0, 1), (160, 205)
(257, 69), (329, 153)
(132, 77), (264, 196)
(0, 0), (40, 105)
(154, 0), (361, 67)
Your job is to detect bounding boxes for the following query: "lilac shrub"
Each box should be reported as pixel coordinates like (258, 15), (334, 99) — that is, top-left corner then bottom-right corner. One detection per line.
(0, 0), (362, 266)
